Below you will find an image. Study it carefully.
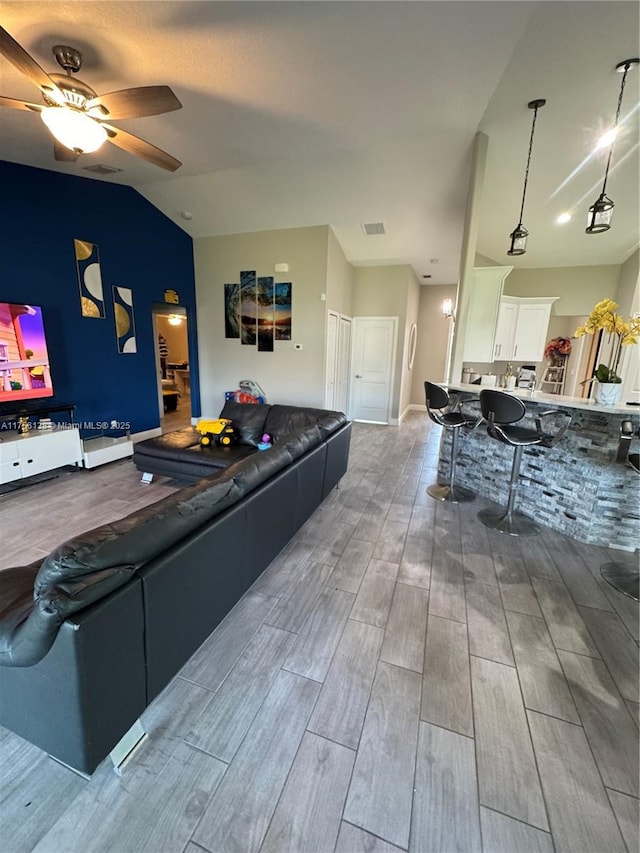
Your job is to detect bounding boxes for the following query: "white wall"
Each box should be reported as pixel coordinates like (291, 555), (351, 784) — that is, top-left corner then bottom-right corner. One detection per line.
(411, 284), (458, 404)
(399, 273), (420, 418)
(194, 226), (329, 414)
(504, 264), (621, 316)
(352, 265), (414, 420)
(326, 228), (354, 317)
(616, 249), (639, 317)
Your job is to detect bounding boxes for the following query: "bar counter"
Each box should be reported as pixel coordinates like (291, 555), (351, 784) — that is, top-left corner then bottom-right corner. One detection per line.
(435, 383), (640, 550)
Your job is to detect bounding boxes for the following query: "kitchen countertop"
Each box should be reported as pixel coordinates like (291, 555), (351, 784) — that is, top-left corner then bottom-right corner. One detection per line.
(445, 382), (639, 415)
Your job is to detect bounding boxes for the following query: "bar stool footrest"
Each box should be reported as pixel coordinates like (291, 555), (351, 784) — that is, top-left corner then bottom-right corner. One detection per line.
(600, 563), (640, 601)
(478, 506), (540, 536)
(427, 483), (476, 504)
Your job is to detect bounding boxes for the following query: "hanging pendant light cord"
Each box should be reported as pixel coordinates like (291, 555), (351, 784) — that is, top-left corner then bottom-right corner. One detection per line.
(600, 62), (630, 196)
(516, 104), (540, 226)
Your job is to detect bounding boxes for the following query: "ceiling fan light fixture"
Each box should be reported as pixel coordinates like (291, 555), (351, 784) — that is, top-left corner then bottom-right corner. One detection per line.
(586, 57), (638, 235)
(41, 106), (107, 154)
(507, 98), (546, 257)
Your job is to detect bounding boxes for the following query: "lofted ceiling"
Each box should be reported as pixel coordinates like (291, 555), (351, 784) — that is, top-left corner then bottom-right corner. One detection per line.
(0, 1), (637, 285)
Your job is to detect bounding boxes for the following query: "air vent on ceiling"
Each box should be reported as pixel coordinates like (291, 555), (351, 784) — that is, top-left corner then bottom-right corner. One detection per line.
(362, 222), (385, 236)
(83, 164), (123, 175)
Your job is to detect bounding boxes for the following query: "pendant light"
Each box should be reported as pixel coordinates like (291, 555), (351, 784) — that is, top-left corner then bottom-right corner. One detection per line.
(507, 98), (546, 256)
(586, 58), (639, 234)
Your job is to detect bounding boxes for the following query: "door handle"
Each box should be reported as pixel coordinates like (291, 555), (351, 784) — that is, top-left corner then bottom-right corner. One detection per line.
(355, 374), (362, 379)
(514, 344), (518, 358)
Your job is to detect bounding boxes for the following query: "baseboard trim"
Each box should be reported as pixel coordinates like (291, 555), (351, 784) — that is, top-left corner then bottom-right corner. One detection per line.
(131, 427), (162, 444)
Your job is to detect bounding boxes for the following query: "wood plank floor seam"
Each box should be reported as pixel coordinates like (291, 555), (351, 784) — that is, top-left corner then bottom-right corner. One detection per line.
(0, 413), (636, 853)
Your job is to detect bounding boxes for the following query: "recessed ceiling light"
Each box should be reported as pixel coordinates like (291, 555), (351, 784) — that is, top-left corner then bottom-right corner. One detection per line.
(556, 212), (572, 224)
(180, 211), (193, 220)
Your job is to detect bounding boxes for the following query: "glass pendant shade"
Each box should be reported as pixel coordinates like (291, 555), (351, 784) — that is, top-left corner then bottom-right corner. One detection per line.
(586, 193), (614, 234)
(41, 107), (107, 153)
(508, 223), (529, 255)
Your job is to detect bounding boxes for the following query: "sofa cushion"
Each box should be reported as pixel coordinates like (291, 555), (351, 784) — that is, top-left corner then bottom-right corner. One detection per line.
(280, 424), (322, 460)
(133, 427), (200, 459)
(34, 472), (241, 597)
(219, 401), (270, 446)
(264, 405), (346, 440)
(225, 442), (294, 496)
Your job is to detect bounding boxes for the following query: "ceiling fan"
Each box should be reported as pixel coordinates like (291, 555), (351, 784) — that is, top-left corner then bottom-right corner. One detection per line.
(0, 25), (182, 171)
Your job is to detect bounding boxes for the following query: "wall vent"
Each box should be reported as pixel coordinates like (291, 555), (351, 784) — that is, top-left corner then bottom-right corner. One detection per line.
(362, 222), (385, 236)
(83, 164), (123, 175)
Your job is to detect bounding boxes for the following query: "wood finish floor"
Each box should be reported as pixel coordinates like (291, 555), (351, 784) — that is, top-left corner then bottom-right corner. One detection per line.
(0, 412), (638, 853)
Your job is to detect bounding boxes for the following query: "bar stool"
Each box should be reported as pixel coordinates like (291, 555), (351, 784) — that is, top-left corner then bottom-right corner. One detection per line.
(424, 381), (478, 503)
(478, 389), (571, 535)
(600, 451), (639, 601)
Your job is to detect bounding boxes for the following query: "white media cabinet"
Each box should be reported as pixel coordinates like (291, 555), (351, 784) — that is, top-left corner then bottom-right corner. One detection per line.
(0, 427), (83, 485)
(82, 433), (134, 468)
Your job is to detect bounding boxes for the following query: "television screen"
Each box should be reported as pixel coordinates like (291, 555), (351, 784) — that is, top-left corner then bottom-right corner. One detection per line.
(0, 303), (54, 403)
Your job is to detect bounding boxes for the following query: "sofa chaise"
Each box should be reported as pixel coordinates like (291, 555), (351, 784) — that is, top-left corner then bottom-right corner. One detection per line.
(0, 402), (351, 775)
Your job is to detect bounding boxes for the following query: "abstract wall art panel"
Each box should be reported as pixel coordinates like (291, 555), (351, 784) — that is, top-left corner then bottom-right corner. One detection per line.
(257, 276), (274, 352)
(112, 286), (137, 353)
(224, 282), (240, 338)
(275, 283), (292, 341)
(240, 270), (257, 345)
(75, 238), (105, 318)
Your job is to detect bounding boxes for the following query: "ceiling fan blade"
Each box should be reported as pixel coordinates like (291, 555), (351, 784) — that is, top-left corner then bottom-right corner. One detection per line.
(86, 86), (182, 120)
(0, 26), (64, 103)
(54, 140), (79, 162)
(103, 123), (181, 172)
(0, 95), (43, 112)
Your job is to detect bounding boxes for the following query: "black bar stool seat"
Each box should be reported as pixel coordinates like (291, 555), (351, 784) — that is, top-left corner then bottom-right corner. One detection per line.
(478, 389), (571, 536)
(424, 381), (478, 503)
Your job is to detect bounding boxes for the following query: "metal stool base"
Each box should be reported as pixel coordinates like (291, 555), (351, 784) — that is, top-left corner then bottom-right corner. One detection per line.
(427, 483), (475, 503)
(478, 507), (540, 536)
(600, 563), (640, 601)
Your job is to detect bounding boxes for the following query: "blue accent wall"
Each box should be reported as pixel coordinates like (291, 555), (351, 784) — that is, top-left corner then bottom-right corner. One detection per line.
(0, 160), (200, 433)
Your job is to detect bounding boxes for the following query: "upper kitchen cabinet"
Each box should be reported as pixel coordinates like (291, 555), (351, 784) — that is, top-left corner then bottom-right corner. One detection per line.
(462, 266), (513, 362)
(494, 296), (558, 362)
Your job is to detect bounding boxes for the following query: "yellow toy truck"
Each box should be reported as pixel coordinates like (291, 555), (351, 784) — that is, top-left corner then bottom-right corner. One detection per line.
(196, 418), (238, 447)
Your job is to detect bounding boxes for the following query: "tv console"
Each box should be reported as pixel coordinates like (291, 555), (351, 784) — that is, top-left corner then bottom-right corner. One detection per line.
(0, 428), (83, 486)
(0, 402), (82, 487)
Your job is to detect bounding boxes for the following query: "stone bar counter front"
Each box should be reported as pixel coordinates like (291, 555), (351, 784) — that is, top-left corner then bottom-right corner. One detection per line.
(436, 383), (640, 551)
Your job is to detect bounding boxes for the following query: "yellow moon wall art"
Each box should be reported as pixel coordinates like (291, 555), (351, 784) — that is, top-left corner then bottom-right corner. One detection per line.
(74, 238), (105, 319)
(112, 286), (137, 353)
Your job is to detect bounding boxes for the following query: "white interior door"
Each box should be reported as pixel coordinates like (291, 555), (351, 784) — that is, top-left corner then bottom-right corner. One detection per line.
(335, 315), (352, 415)
(350, 317), (397, 423)
(325, 310), (339, 409)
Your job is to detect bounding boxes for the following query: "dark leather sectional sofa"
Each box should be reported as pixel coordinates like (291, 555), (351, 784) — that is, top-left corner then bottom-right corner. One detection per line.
(0, 402), (351, 775)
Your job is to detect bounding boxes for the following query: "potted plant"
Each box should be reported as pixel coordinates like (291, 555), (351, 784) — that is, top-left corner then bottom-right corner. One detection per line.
(574, 299), (640, 405)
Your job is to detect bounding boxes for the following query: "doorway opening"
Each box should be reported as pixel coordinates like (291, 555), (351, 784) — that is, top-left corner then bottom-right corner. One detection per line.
(152, 307), (192, 433)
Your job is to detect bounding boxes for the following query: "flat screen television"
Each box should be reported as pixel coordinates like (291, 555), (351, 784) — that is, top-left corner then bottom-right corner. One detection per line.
(0, 303), (54, 403)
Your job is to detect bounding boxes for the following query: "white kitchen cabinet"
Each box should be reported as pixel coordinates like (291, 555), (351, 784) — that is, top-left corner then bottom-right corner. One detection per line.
(462, 266), (513, 363)
(493, 297), (518, 360)
(0, 428), (82, 485)
(493, 296), (558, 363)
